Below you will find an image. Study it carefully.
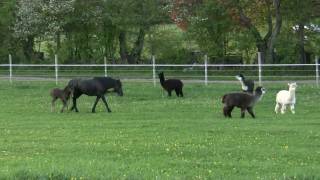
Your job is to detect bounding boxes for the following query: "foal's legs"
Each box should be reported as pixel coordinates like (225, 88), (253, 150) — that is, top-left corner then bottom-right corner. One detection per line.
(101, 96), (112, 113)
(60, 98), (68, 113)
(51, 97), (57, 112)
(92, 96), (101, 113)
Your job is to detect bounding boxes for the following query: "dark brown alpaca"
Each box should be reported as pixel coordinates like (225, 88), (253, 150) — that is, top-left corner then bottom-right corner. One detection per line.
(50, 86), (72, 113)
(158, 72), (184, 97)
(222, 87), (266, 118)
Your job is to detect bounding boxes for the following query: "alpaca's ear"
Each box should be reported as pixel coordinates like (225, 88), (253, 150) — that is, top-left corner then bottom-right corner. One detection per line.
(288, 83), (291, 86)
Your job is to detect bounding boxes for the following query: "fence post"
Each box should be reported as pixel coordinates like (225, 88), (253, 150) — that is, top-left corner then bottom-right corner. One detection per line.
(152, 55), (156, 87)
(316, 55), (319, 87)
(204, 54), (208, 86)
(104, 56), (107, 77)
(55, 54), (58, 85)
(9, 54), (12, 84)
(258, 52), (262, 86)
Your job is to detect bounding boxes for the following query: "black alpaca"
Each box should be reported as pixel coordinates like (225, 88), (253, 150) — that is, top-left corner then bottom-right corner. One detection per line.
(67, 77), (123, 113)
(235, 74), (255, 93)
(222, 87), (265, 118)
(158, 72), (184, 97)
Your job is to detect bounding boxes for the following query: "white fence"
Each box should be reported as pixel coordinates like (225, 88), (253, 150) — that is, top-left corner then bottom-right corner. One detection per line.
(0, 54), (319, 86)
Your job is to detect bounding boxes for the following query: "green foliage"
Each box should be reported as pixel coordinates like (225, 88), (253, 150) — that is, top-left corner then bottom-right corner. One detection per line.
(187, 0), (232, 57)
(0, 0), (319, 64)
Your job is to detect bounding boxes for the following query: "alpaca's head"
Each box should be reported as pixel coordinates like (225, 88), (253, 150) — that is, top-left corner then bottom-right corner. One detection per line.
(235, 74), (245, 81)
(288, 82), (297, 91)
(255, 86), (266, 95)
(158, 72), (164, 78)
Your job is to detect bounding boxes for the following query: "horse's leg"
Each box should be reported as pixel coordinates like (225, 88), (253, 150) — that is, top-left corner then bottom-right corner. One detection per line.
(51, 98), (57, 112)
(101, 96), (112, 113)
(72, 97), (79, 112)
(70, 93), (81, 112)
(60, 98), (67, 113)
(92, 96), (101, 113)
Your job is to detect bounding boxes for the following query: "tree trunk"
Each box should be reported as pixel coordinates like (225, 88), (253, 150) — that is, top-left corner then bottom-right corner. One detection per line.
(119, 31), (128, 63)
(267, 0), (282, 63)
(127, 28), (145, 64)
(297, 23), (306, 64)
(119, 28), (146, 64)
(56, 32), (61, 54)
(22, 36), (35, 62)
(257, 42), (267, 64)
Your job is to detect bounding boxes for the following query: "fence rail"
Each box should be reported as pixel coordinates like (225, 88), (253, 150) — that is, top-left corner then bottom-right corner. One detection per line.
(0, 54), (319, 86)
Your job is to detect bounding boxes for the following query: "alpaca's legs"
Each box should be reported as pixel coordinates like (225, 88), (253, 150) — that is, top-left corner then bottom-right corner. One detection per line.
(92, 96), (101, 113)
(275, 103), (281, 114)
(101, 96), (112, 113)
(227, 106), (234, 118)
(223, 106), (228, 117)
(290, 104), (295, 114)
(180, 89), (184, 97)
(175, 89), (179, 97)
(240, 108), (246, 118)
(247, 107), (255, 118)
(167, 90), (172, 97)
(281, 104), (286, 114)
(175, 88), (183, 97)
(51, 98), (57, 112)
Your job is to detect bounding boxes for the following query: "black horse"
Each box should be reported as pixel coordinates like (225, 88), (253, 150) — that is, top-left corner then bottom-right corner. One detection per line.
(67, 77), (123, 113)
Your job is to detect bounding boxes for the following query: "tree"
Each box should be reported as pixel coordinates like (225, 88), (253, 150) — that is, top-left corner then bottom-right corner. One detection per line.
(218, 0), (282, 63)
(108, 0), (169, 64)
(0, 0), (15, 62)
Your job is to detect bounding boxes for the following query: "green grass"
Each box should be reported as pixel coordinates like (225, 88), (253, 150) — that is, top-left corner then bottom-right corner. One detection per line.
(0, 80), (319, 179)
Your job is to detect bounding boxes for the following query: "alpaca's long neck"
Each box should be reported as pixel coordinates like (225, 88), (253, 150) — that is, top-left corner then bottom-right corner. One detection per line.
(239, 80), (249, 91)
(159, 75), (165, 86)
(288, 89), (296, 100)
(253, 93), (264, 103)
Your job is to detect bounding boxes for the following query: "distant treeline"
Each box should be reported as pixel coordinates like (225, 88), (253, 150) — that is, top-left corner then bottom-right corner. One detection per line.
(0, 0), (319, 64)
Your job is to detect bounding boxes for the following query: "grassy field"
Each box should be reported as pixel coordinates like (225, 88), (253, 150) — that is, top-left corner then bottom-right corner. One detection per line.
(0, 80), (319, 179)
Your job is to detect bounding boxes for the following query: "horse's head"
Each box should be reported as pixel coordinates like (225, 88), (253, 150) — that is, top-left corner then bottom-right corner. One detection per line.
(63, 86), (73, 100)
(114, 79), (123, 96)
(66, 79), (80, 97)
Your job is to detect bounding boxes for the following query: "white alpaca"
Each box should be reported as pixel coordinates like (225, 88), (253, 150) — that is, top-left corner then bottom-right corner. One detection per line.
(275, 83), (297, 114)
